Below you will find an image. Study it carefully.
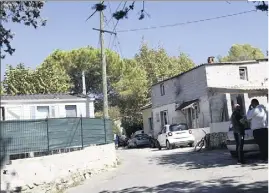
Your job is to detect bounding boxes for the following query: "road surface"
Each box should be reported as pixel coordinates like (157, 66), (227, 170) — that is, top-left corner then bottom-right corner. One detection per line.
(66, 147), (268, 193)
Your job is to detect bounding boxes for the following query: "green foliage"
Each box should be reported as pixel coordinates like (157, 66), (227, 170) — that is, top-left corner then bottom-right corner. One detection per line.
(3, 63), (70, 95)
(135, 43), (195, 89)
(219, 44), (265, 62)
(0, 1), (46, 58)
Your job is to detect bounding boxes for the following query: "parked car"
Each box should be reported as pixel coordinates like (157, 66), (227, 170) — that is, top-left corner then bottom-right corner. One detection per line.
(157, 123), (195, 150)
(127, 134), (151, 148)
(226, 123), (259, 157)
(118, 135), (129, 147)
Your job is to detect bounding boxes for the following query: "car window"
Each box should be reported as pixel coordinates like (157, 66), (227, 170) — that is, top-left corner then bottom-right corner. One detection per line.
(135, 134), (148, 138)
(169, 124), (188, 132)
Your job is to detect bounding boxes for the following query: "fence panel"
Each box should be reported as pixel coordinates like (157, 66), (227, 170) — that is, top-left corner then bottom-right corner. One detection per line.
(48, 118), (82, 150)
(0, 117), (113, 156)
(82, 118), (106, 145)
(0, 119), (47, 155)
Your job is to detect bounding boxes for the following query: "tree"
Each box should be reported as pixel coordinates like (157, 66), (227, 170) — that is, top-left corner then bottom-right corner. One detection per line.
(135, 43), (195, 90)
(0, 82), (5, 95)
(3, 64), (35, 95)
(42, 47), (124, 112)
(0, 1), (46, 58)
(3, 62), (71, 95)
(219, 44), (265, 62)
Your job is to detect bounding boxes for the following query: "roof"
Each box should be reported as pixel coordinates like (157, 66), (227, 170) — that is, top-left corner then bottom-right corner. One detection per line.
(208, 86), (268, 91)
(152, 58), (268, 87)
(141, 103), (152, 110)
(175, 99), (199, 111)
(0, 93), (94, 101)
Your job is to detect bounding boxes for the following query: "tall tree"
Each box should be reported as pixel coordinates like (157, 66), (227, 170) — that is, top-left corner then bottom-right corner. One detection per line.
(0, 1), (46, 58)
(3, 63), (71, 95)
(219, 44), (265, 62)
(135, 43), (195, 90)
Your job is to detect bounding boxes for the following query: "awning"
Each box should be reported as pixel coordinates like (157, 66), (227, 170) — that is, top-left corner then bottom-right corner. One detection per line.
(175, 99), (199, 111)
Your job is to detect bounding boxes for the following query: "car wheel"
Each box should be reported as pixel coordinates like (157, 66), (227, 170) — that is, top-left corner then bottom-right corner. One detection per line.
(230, 151), (238, 158)
(166, 140), (172, 150)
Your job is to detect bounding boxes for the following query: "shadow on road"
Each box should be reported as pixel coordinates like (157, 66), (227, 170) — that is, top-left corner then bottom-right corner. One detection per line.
(98, 178), (268, 193)
(148, 149), (268, 170)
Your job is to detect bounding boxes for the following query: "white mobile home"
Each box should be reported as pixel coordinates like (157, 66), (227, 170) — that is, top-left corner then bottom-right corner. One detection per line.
(0, 94), (95, 120)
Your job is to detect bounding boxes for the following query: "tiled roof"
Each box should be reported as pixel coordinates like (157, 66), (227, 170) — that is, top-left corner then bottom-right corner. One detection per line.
(1, 93), (90, 100)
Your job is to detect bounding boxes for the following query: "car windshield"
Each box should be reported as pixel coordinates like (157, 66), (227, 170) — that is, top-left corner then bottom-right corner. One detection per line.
(135, 134), (148, 138)
(169, 124), (188, 132)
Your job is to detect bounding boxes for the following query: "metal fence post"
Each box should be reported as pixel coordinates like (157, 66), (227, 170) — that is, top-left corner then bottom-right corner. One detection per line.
(104, 118), (107, 144)
(80, 116), (84, 149)
(46, 117), (50, 155)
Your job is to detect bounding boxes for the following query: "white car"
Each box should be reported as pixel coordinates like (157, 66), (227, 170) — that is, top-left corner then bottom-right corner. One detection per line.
(157, 124), (195, 150)
(226, 123), (259, 157)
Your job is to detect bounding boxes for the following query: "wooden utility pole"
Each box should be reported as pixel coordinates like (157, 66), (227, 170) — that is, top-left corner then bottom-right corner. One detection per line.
(93, 4), (116, 119)
(100, 9), (109, 119)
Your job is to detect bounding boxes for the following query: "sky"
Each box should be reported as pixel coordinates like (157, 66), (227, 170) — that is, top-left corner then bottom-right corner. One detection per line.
(1, 1), (268, 79)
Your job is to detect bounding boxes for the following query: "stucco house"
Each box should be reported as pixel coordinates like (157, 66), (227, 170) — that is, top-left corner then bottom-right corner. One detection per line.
(141, 103), (153, 136)
(0, 93), (95, 120)
(150, 58), (268, 137)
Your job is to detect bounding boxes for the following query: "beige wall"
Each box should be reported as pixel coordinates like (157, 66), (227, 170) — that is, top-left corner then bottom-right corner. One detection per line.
(142, 107), (152, 136)
(1, 143), (117, 193)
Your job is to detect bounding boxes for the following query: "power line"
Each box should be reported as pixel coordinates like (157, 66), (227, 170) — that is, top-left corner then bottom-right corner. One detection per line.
(117, 9), (257, 33)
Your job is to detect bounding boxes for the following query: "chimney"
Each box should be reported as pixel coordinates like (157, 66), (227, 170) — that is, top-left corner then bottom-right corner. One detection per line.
(207, 56), (215, 64)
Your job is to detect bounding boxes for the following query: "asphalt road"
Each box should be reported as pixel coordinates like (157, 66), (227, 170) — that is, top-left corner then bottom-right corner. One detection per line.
(66, 147), (268, 193)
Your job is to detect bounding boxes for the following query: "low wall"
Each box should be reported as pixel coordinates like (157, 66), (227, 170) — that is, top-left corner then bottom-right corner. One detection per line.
(190, 127), (210, 145)
(210, 121), (230, 133)
(191, 123), (229, 149)
(1, 143), (117, 193)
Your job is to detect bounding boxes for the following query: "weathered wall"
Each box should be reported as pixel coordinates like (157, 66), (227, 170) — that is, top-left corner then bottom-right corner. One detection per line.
(1, 143), (117, 193)
(151, 65), (208, 108)
(142, 108), (152, 136)
(190, 127), (210, 145)
(206, 61), (268, 88)
(2, 100), (95, 120)
(152, 103), (182, 137)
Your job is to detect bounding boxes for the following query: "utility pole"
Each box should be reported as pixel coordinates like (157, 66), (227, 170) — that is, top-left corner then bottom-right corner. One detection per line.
(100, 9), (109, 119)
(93, 4), (116, 119)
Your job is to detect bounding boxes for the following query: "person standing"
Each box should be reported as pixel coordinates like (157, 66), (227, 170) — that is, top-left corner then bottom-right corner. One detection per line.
(231, 104), (246, 164)
(247, 99), (268, 160)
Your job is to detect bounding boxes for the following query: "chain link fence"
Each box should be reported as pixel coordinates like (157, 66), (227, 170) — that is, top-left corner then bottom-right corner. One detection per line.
(0, 117), (113, 160)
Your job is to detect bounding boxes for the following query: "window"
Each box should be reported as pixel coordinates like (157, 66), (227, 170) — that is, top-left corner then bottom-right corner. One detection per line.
(30, 106), (35, 119)
(51, 106), (56, 118)
(65, 105), (77, 117)
(0, 107), (5, 121)
(162, 126), (166, 134)
(36, 106), (49, 119)
(148, 117), (153, 130)
(239, 67), (248, 80)
(160, 110), (168, 127)
(169, 124), (188, 132)
(160, 83), (165, 96)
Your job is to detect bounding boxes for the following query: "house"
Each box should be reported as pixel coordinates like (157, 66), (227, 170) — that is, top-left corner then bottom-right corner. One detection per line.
(141, 103), (153, 136)
(150, 58), (268, 137)
(0, 93), (95, 120)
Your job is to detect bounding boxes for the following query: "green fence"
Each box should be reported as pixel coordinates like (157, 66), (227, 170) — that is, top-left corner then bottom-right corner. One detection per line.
(0, 117), (113, 155)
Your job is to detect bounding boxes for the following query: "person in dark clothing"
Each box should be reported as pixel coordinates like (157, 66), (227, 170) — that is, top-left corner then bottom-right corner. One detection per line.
(231, 104), (246, 164)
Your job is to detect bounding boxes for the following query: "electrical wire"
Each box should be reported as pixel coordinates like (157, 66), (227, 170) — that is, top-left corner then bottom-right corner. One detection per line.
(117, 9), (257, 33)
